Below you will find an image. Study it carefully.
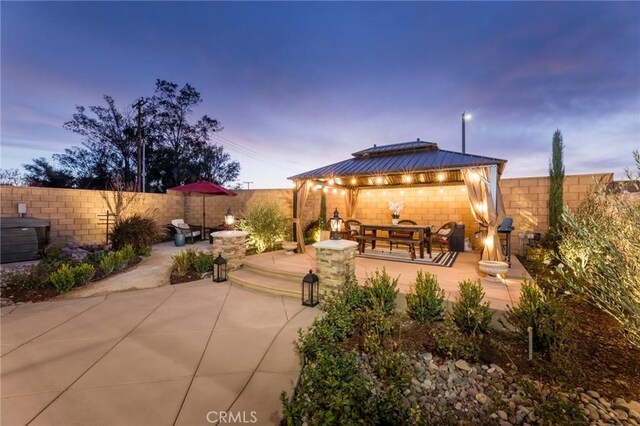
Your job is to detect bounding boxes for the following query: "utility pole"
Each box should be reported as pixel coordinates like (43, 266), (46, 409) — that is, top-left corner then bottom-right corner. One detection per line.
(242, 181), (254, 190)
(133, 98), (147, 192)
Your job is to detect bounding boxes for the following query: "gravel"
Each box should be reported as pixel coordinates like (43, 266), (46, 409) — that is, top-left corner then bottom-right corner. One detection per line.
(402, 352), (640, 425)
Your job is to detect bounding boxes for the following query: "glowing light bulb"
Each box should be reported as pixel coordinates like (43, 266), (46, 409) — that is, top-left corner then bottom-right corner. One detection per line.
(403, 175), (412, 183)
(351, 178), (357, 185)
(437, 173), (445, 182)
(376, 176), (383, 185)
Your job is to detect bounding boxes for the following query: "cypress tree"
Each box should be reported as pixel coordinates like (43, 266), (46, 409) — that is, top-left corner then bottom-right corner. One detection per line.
(549, 129), (565, 233)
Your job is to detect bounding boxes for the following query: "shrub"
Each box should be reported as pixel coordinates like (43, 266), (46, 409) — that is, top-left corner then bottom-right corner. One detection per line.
(137, 246), (152, 257)
(50, 264), (76, 293)
(557, 154), (640, 346)
(118, 244), (137, 265)
(363, 268), (399, 316)
(432, 315), (481, 361)
(87, 249), (108, 264)
(506, 280), (574, 351)
(303, 219), (320, 244)
(452, 279), (492, 334)
(193, 252), (213, 274)
(172, 249), (196, 276)
(72, 263), (95, 286)
(110, 213), (161, 253)
(113, 252), (128, 271)
(236, 200), (290, 253)
(99, 252), (118, 274)
(406, 270), (445, 324)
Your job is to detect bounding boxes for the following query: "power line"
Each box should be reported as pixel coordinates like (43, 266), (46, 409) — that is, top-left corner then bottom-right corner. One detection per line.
(209, 133), (296, 173)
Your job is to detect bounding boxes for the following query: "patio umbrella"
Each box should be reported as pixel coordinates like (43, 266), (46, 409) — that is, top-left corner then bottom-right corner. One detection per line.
(168, 181), (237, 238)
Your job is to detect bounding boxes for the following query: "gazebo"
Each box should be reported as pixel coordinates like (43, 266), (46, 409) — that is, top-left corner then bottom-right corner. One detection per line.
(288, 139), (507, 260)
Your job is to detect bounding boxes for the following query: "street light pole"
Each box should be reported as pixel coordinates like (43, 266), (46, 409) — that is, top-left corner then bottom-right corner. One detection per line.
(462, 111), (472, 154)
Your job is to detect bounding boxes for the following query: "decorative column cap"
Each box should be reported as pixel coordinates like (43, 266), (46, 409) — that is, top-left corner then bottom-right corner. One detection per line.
(313, 240), (358, 251)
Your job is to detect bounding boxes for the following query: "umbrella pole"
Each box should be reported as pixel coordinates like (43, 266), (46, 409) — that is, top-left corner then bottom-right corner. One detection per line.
(202, 193), (205, 240)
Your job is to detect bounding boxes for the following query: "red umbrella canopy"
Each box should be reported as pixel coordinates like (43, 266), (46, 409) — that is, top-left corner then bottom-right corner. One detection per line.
(168, 181), (237, 237)
(169, 181), (237, 196)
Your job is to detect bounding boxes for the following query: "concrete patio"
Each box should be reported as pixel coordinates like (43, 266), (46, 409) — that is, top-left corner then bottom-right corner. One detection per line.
(1, 281), (319, 425)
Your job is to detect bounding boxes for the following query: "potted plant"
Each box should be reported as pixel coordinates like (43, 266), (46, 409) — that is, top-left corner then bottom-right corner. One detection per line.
(388, 200), (404, 225)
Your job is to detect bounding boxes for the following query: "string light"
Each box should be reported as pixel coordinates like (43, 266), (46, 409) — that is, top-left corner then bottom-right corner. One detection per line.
(403, 175), (412, 183)
(328, 178), (335, 186)
(351, 178), (357, 185)
(437, 173), (445, 182)
(375, 176), (384, 185)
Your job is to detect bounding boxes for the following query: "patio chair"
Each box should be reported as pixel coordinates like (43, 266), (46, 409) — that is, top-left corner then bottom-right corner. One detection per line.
(431, 221), (457, 253)
(344, 219), (363, 240)
(171, 219), (201, 244)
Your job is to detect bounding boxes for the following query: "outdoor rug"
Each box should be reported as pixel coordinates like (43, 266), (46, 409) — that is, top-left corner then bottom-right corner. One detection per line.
(357, 248), (459, 267)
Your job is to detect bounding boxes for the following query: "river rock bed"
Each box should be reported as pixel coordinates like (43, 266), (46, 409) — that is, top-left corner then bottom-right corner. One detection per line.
(403, 352), (640, 425)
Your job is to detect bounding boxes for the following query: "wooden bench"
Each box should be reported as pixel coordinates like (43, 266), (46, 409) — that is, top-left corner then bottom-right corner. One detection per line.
(354, 235), (416, 260)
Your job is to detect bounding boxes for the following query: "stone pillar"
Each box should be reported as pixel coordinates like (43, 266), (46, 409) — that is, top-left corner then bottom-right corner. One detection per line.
(312, 240), (358, 288)
(210, 230), (248, 271)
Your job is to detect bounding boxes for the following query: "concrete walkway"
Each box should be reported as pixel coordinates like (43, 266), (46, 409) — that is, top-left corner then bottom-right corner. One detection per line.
(1, 281), (319, 425)
(63, 240), (213, 299)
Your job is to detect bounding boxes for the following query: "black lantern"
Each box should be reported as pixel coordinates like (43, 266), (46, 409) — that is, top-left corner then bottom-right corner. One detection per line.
(329, 208), (342, 240)
(224, 208), (235, 228)
(301, 269), (319, 307)
(212, 253), (228, 282)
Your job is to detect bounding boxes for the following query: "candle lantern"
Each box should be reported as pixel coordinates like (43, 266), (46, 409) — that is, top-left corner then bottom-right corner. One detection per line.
(212, 252), (228, 282)
(301, 269), (319, 307)
(224, 208), (235, 228)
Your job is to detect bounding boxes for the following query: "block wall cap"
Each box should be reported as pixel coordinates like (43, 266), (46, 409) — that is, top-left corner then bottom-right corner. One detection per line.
(210, 230), (248, 238)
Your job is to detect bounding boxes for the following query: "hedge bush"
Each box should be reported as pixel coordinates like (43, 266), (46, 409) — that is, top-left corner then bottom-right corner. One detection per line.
(452, 279), (492, 335)
(406, 270), (445, 324)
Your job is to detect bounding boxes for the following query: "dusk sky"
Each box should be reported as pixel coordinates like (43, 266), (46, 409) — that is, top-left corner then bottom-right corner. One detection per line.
(1, 2), (639, 189)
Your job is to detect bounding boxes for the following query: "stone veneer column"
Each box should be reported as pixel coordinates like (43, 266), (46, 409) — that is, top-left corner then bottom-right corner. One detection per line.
(312, 239), (358, 288)
(210, 230), (248, 271)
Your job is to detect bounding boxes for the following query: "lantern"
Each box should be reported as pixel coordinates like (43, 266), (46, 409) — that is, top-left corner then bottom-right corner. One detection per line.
(329, 208), (342, 240)
(224, 208), (235, 228)
(301, 269), (319, 307)
(212, 253), (228, 282)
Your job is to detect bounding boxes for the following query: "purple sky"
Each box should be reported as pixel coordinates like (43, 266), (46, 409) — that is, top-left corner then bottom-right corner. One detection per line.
(1, 2), (639, 188)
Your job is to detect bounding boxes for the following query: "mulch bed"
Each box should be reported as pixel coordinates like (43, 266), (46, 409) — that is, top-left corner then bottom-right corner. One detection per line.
(1, 257), (142, 304)
(170, 269), (207, 285)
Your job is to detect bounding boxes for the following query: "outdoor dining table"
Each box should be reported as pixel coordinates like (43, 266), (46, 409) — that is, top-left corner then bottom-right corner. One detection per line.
(357, 224), (432, 259)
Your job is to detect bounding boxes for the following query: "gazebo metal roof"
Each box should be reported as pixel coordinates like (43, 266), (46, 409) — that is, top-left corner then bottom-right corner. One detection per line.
(288, 140), (506, 188)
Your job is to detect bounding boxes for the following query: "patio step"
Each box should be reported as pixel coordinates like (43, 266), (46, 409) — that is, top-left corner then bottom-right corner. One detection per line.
(242, 255), (311, 283)
(229, 268), (301, 298)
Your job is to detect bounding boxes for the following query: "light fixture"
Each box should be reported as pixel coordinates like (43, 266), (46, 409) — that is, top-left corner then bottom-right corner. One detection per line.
(437, 172), (445, 182)
(329, 208), (342, 240)
(403, 175), (412, 183)
(351, 178), (357, 185)
(224, 208), (235, 228)
(462, 111), (472, 154)
(375, 176), (383, 185)
(328, 178), (335, 186)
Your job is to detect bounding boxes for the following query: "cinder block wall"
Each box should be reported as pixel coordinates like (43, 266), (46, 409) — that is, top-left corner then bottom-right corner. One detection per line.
(183, 188), (295, 232)
(0, 186), (185, 245)
(0, 172), (613, 246)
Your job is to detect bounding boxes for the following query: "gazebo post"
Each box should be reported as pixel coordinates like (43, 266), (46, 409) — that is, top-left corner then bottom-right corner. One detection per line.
(489, 165), (498, 210)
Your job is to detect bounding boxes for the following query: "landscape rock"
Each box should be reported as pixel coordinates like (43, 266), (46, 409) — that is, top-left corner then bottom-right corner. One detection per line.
(455, 359), (471, 371)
